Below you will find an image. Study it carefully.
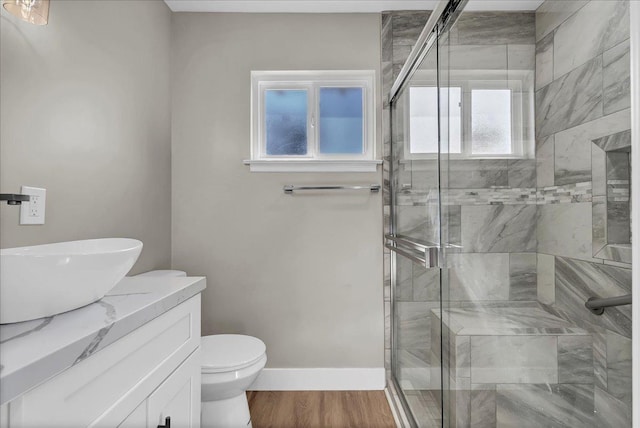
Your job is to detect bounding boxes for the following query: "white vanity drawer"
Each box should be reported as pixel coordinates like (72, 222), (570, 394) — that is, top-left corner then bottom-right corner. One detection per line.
(7, 295), (201, 428)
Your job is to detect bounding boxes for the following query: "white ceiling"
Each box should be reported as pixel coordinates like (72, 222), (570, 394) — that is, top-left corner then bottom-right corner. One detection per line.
(164, 0), (545, 13)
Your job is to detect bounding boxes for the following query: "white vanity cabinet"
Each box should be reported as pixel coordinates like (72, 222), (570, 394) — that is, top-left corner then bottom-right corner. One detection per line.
(0, 294), (202, 428)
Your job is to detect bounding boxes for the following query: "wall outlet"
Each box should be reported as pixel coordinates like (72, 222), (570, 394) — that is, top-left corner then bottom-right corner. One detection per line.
(20, 186), (46, 225)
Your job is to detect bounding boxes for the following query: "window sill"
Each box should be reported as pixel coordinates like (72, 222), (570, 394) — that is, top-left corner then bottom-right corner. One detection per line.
(243, 159), (382, 172)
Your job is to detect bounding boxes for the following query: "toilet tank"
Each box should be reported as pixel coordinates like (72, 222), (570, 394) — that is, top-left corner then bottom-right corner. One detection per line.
(135, 270), (187, 277)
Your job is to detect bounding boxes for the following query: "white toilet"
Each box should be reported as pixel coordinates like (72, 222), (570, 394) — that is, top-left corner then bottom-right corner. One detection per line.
(201, 334), (267, 427)
(136, 270), (267, 428)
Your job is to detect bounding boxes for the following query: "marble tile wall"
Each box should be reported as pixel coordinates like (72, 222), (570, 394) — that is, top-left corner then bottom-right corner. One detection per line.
(534, 0), (632, 426)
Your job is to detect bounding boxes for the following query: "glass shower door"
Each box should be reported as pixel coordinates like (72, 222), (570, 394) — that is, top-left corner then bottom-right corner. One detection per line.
(389, 30), (446, 428)
(391, 1), (633, 426)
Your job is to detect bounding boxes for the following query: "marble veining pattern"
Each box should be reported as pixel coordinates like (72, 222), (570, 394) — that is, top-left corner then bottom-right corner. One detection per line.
(535, 0), (588, 41)
(436, 306), (585, 336)
(447, 253), (510, 301)
(558, 335), (593, 384)
(471, 336), (558, 384)
(555, 127), (593, 185)
(536, 253), (555, 305)
(507, 160), (536, 189)
(461, 205), (537, 253)
(0, 317), (53, 346)
(605, 331), (632, 404)
(536, 134), (555, 187)
(496, 384), (594, 427)
(603, 39), (631, 115)
(536, 55), (603, 138)
(73, 300), (117, 365)
(509, 253), (537, 301)
(554, 256), (631, 338)
(0, 276), (206, 405)
(537, 203), (593, 261)
(592, 129), (632, 152)
(448, 160), (509, 189)
(595, 386), (632, 427)
(391, 12), (431, 47)
(552, 0), (629, 80)
(456, 12), (535, 45)
(592, 331), (608, 390)
(470, 386), (497, 428)
(535, 31), (554, 90)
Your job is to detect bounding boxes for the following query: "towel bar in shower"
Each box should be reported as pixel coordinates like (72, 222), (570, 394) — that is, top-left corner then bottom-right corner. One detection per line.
(585, 294), (632, 315)
(283, 184), (380, 194)
(385, 234), (440, 268)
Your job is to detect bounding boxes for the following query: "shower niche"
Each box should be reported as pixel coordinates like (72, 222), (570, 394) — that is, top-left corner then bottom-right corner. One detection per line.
(592, 129), (632, 264)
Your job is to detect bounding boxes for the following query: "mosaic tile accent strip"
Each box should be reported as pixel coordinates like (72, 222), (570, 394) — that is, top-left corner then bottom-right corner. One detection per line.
(538, 181), (593, 204)
(396, 182), (593, 206)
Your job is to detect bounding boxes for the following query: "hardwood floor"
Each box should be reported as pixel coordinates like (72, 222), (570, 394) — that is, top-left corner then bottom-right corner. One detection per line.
(247, 390), (397, 428)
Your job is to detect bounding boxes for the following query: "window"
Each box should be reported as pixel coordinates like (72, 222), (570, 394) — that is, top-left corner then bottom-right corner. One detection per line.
(470, 89), (512, 155)
(247, 71), (379, 172)
(409, 86), (462, 155)
(406, 79), (529, 159)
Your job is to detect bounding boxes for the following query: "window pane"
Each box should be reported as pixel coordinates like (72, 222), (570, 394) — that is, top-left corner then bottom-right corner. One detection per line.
(265, 89), (307, 155)
(471, 89), (512, 154)
(319, 87), (363, 154)
(409, 87), (461, 154)
(409, 87), (438, 153)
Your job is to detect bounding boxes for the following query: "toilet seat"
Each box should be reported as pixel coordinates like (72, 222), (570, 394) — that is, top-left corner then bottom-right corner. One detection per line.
(201, 334), (266, 374)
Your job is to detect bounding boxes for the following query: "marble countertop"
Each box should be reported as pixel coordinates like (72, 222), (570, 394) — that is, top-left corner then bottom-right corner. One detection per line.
(0, 275), (206, 405)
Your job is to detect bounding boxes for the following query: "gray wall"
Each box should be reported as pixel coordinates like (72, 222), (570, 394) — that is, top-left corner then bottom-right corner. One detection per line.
(171, 13), (384, 368)
(535, 0), (631, 426)
(0, 0), (172, 274)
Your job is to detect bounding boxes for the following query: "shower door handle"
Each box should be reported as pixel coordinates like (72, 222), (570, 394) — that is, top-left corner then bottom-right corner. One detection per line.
(385, 234), (440, 268)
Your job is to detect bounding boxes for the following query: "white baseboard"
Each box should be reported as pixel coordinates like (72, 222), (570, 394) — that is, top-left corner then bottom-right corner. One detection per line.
(249, 368), (386, 391)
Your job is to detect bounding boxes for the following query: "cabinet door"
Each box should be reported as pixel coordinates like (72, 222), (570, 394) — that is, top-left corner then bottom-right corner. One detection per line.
(148, 349), (201, 428)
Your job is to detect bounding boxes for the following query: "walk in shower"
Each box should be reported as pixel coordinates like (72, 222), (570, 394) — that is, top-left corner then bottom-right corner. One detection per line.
(383, 0), (633, 426)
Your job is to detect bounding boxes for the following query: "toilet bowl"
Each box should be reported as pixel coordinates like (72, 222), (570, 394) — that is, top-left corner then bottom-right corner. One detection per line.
(135, 271), (267, 428)
(201, 335), (267, 428)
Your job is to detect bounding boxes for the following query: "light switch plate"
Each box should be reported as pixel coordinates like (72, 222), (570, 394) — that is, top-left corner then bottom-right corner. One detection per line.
(20, 186), (46, 225)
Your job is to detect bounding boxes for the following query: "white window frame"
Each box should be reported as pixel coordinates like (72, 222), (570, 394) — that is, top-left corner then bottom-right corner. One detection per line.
(245, 70), (380, 172)
(404, 70), (532, 161)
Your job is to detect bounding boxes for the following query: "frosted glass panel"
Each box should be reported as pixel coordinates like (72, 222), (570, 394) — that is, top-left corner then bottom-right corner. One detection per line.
(409, 87), (461, 154)
(319, 87), (363, 154)
(265, 89), (307, 155)
(471, 89), (512, 154)
(409, 87), (438, 153)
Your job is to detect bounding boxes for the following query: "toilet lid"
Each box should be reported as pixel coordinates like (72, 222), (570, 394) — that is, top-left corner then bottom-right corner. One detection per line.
(201, 334), (266, 373)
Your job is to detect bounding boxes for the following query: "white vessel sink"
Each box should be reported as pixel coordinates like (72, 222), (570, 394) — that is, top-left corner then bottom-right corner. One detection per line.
(0, 238), (143, 324)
